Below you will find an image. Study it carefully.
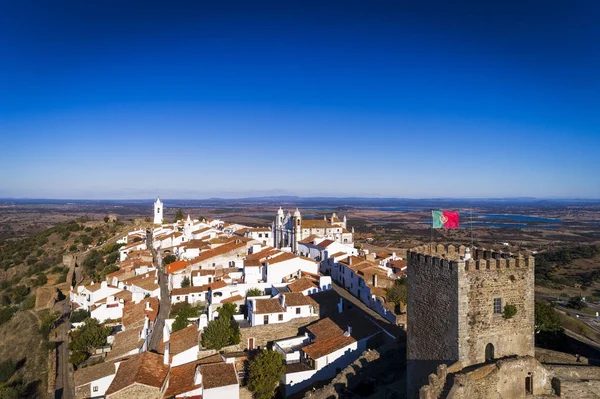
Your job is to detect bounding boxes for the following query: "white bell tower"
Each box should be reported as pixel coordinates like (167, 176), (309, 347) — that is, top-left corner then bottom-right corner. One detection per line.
(154, 198), (163, 225)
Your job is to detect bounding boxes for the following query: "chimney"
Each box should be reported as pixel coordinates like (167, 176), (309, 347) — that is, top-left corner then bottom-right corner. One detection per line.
(373, 274), (378, 287)
(348, 257), (352, 266)
(280, 294), (285, 308)
(163, 343), (170, 365)
(193, 365), (203, 386)
(145, 301), (152, 311)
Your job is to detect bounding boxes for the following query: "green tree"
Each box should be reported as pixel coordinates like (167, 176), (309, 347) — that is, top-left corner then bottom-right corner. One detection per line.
(535, 301), (563, 334)
(248, 350), (285, 399)
(385, 277), (407, 313)
(171, 312), (191, 333)
(80, 234), (92, 246)
(246, 288), (263, 297)
(39, 311), (61, 338)
(567, 296), (586, 310)
(201, 318), (233, 350)
(70, 309), (91, 323)
(0, 307), (16, 325)
(218, 303), (237, 320)
(181, 276), (191, 288)
(104, 216), (110, 223)
(174, 209), (185, 222)
(68, 318), (111, 366)
(163, 254), (177, 265)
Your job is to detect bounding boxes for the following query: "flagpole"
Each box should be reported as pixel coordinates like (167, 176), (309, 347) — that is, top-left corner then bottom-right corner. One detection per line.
(470, 207), (473, 248)
(430, 209), (433, 252)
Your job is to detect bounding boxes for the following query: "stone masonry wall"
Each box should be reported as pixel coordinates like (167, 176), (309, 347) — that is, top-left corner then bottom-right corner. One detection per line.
(448, 356), (553, 399)
(460, 252), (535, 365)
(407, 250), (460, 399)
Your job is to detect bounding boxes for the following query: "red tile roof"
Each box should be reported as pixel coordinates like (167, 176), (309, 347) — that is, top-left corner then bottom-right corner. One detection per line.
(254, 298), (284, 314)
(105, 352), (169, 395)
(167, 260), (190, 274)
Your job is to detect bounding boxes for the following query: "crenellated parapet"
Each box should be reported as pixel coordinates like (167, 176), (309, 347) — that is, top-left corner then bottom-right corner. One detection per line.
(408, 244), (534, 273)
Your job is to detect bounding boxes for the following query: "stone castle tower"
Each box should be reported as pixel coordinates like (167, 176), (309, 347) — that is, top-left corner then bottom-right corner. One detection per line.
(153, 198), (163, 225)
(406, 244), (535, 398)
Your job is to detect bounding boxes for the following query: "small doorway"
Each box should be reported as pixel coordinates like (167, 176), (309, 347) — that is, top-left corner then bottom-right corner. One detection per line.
(248, 337), (255, 350)
(525, 376), (533, 395)
(263, 315), (269, 325)
(485, 343), (495, 362)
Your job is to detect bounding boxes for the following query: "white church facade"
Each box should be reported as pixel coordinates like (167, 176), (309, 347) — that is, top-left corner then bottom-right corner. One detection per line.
(272, 208), (354, 252)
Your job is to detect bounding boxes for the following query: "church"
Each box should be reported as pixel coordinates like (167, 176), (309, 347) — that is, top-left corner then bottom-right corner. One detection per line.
(272, 208), (354, 252)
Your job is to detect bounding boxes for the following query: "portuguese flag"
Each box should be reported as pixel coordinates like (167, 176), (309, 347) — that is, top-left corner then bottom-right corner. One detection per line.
(432, 210), (459, 229)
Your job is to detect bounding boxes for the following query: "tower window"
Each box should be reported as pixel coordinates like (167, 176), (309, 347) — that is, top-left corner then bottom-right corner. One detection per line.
(157, 208), (161, 213)
(493, 297), (502, 314)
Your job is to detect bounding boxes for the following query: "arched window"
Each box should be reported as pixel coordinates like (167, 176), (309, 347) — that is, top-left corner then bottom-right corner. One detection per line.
(485, 343), (495, 362)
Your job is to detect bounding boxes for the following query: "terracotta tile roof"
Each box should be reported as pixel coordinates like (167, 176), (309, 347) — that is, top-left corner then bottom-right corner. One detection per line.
(105, 352), (169, 395)
(376, 252), (391, 259)
(74, 360), (116, 387)
(287, 277), (318, 293)
(113, 290), (133, 302)
(105, 326), (144, 361)
(162, 356), (228, 398)
(107, 269), (127, 278)
(162, 359), (200, 398)
(329, 251), (347, 258)
(301, 220), (332, 229)
(193, 270), (215, 277)
(159, 324), (198, 356)
(254, 298), (284, 314)
(244, 259), (262, 267)
(247, 227), (270, 232)
(265, 252), (298, 265)
(83, 283), (103, 293)
(316, 239), (335, 248)
(171, 280), (227, 296)
(192, 227), (211, 234)
(299, 234), (320, 244)
(389, 259), (407, 269)
(188, 241), (246, 264)
(167, 260), (190, 274)
(282, 292), (312, 307)
(122, 297), (159, 328)
(302, 334), (355, 359)
(245, 247), (278, 261)
(200, 362), (238, 389)
(122, 273), (158, 292)
(221, 294), (244, 304)
(306, 318), (344, 340)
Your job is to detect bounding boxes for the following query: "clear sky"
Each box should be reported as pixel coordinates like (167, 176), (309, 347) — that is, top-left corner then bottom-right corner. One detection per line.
(0, 1), (599, 199)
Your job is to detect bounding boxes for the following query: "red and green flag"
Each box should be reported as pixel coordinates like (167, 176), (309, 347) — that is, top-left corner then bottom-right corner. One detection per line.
(432, 210), (459, 229)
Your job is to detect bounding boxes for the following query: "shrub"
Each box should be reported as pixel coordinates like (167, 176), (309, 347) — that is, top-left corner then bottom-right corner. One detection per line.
(70, 309), (90, 323)
(0, 359), (16, 383)
(246, 288), (263, 297)
(181, 276), (191, 288)
(163, 255), (177, 265)
(503, 304), (517, 319)
(20, 295), (36, 310)
(0, 307), (16, 325)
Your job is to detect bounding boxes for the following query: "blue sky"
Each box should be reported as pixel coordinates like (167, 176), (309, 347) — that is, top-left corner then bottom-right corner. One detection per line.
(0, 1), (599, 199)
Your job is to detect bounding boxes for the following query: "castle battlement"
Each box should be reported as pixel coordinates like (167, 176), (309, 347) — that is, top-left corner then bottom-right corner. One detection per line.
(407, 244), (533, 272)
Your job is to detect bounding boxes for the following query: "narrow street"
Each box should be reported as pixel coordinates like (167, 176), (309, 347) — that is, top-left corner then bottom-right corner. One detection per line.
(148, 231), (171, 351)
(53, 298), (74, 399)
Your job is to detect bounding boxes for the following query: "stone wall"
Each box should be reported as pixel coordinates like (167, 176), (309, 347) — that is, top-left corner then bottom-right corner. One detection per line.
(447, 356), (554, 399)
(461, 251), (535, 366)
(406, 244), (535, 398)
(407, 250), (460, 398)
